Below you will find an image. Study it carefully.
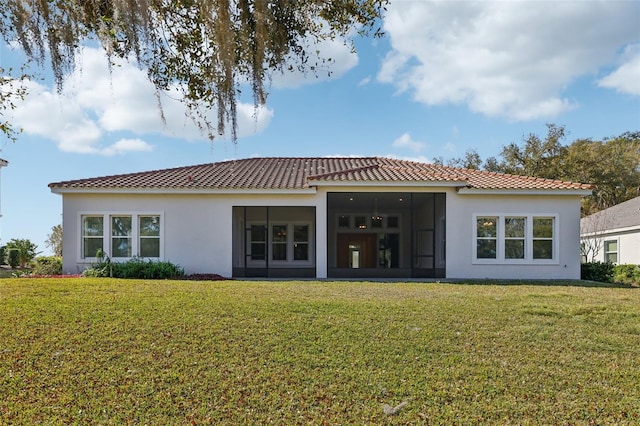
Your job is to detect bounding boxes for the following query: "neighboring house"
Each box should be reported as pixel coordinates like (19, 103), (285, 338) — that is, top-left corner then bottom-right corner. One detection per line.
(49, 157), (592, 280)
(581, 196), (640, 264)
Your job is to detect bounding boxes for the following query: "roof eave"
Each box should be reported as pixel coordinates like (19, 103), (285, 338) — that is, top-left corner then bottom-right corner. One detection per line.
(309, 180), (467, 187)
(456, 187), (593, 196)
(49, 187), (318, 195)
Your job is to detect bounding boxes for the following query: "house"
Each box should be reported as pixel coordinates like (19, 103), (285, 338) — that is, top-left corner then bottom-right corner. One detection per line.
(580, 196), (640, 264)
(49, 157), (593, 280)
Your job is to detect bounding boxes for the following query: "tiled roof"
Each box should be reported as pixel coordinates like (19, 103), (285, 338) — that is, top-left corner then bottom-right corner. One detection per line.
(581, 196), (640, 232)
(48, 157), (593, 192)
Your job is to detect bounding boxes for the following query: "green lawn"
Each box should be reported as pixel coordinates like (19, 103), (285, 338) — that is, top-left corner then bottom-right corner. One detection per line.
(1, 279), (638, 425)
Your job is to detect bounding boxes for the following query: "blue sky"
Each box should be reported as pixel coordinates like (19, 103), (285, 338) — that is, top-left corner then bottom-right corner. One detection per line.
(1, 0), (639, 256)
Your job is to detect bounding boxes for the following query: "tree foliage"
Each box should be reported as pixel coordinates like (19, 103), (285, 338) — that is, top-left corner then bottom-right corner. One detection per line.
(45, 224), (63, 257)
(0, 0), (387, 142)
(0, 66), (27, 142)
(437, 125), (640, 216)
(3, 238), (40, 268)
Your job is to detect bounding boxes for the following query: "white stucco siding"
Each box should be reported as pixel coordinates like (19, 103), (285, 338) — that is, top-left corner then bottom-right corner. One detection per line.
(582, 228), (640, 264)
(446, 193), (583, 280)
(61, 192), (322, 276)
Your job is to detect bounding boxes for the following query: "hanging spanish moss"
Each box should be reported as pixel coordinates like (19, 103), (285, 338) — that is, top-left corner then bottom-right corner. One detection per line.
(0, 0), (387, 142)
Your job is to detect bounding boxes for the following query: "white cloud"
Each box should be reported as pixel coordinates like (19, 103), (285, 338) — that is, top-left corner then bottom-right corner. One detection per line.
(269, 29), (359, 89)
(378, 1), (640, 120)
(392, 132), (426, 153)
(597, 45), (640, 96)
(100, 138), (154, 156)
(11, 47), (275, 154)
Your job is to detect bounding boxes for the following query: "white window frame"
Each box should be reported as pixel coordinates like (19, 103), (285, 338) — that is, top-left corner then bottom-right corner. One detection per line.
(78, 212), (164, 262)
(472, 213), (559, 265)
(603, 239), (619, 264)
(247, 221), (314, 266)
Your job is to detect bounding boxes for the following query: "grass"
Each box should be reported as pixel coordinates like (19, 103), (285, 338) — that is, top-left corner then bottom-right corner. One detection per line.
(1, 278), (639, 425)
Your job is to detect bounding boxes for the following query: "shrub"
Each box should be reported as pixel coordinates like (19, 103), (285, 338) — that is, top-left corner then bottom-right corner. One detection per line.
(0, 246), (5, 265)
(7, 249), (20, 269)
(581, 262), (614, 283)
(31, 256), (63, 276)
(4, 238), (40, 268)
(613, 264), (640, 286)
(82, 255), (184, 279)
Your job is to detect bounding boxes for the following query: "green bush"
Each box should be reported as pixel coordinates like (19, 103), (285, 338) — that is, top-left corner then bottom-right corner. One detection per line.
(4, 238), (39, 268)
(581, 262), (615, 283)
(7, 249), (20, 269)
(613, 264), (640, 286)
(0, 246), (5, 265)
(31, 256), (63, 276)
(82, 255), (184, 279)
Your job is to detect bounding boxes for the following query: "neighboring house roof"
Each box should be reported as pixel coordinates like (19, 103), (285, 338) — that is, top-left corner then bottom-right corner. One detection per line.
(581, 196), (640, 234)
(49, 157), (593, 193)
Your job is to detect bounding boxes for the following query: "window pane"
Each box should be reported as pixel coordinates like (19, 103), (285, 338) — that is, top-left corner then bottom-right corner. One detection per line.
(605, 253), (618, 263)
(533, 218), (553, 238)
(272, 225), (287, 242)
(251, 243), (266, 260)
(251, 225), (266, 242)
(83, 216), (103, 236)
(112, 216), (132, 237)
(140, 216), (160, 236)
(371, 216), (383, 228)
(112, 237), (131, 257)
(355, 216), (367, 229)
(338, 215), (350, 228)
(83, 238), (103, 258)
(604, 240), (618, 252)
(533, 240), (553, 259)
(140, 238), (160, 257)
(294, 243), (308, 261)
(272, 243), (287, 260)
(505, 217), (525, 238)
(294, 225), (309, 242)
(477, 239), (496, 259)
(477, 217), (497, 238)
(505, 239), (525, 259)
(387, 216), (399, 228)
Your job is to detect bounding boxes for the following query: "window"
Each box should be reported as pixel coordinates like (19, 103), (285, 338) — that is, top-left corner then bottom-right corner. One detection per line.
(533, 217), (554, 260)
(272, 225), (288, 261)
(248, 222), (312, 264)
(387, 216), (399, 228)
(476, 216), (497, 259)
(293, 225), (309, 261)
(504, 217), (525, 259)
(474, 214), (557, 263)
(355, 216), (367, 229)
(250, 225), (267, 260)
(80, 213), (162, 260)
(82, 216), (104, 258)
(338, 215), (350, 228)
(604, 240), (618, 263)
(139, 216), (160, 257)
(111, 216), (132, 258)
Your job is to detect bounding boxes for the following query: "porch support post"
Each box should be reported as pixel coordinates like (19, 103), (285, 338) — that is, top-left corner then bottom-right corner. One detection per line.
(315, 192), (328, 278)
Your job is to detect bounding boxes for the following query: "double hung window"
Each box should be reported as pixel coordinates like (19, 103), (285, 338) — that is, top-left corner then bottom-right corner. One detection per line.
(604, 240), (618, 264)
(248, 222), (312, 263)
(474, 214), (557, 263)
(81, 213), (162, 260)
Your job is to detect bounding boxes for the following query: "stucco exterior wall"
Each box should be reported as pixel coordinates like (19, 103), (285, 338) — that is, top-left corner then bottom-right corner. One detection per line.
(60, 188), (585, 280)
(446, 193), (583, 280)
(582, 228), (640, 265)
(60, 192), (320, 276)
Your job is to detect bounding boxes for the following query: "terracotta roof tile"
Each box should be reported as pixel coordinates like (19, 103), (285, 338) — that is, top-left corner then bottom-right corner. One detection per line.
(48, 157), (593, 191)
